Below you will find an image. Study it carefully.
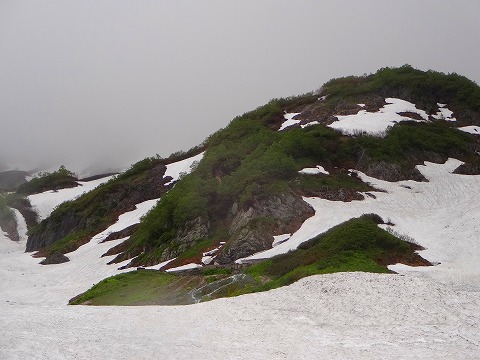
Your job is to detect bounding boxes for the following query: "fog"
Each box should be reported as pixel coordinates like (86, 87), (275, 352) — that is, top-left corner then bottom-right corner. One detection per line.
(1, 0), (479, 175)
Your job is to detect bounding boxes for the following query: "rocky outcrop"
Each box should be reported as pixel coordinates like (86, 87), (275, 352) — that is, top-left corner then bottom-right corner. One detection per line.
(39, 252), (70, 265)
(215, 192), (314, 264)
(26, 213), (84, 252)
(26, 163), (170, 253)
(159, 217), (210, 262)
(0, 217), (19, 242)
(359, 161), (427, 182)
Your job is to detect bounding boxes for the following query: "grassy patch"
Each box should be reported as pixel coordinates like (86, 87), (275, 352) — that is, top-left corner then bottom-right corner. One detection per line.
(70, 270), (178, 305)
(72, 215), (427, 305)
(243, 215), (415, 293)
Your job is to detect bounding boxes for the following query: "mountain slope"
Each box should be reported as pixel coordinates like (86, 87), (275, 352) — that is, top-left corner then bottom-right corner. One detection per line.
(1, 65), (480, 359)
(17, 65), (480, 294)
(104, 66), (480, 269)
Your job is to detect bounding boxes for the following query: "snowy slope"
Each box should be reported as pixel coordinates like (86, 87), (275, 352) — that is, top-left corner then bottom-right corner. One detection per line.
(238, 158), (480, 291)
(0, 153), (207, 305)
(1, 149), (480, 357)
(28, 176), (114, 221)
(0, 270), (479, 359)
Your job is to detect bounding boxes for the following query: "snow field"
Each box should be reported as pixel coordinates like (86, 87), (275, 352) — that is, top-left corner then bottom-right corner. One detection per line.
(0, 152), (210, 306)
(279, 97), (472, 138)
(432, 103), (456, 121)
(238, 158), (480, 292)
(1, 150), (480, 358)
(1, 272), (479, 359)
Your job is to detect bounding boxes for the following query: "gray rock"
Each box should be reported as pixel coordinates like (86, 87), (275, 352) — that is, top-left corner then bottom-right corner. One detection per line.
(40, 252), (70, 265)
(216, 192), (314, 264)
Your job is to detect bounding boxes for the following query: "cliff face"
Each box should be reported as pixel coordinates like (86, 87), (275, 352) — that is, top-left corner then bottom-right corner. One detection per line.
(216, 192), (314, 263)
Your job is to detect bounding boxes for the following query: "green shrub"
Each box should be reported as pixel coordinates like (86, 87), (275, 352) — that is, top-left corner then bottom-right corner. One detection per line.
(18, 166), (78, 195)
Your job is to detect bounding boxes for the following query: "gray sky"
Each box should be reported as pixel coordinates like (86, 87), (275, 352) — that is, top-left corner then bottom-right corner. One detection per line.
(1, 0), (479, 174)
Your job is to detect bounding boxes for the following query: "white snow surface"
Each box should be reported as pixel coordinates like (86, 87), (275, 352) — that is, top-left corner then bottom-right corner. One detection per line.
(238, 158), (480, 291)
(2, 157), (480, 358)
(11, 208), (28, 242)
(0, 198), (162, 306)
(458, 125), (480, 135)
(299, 165), (329, 175)
(1, 269), (479, 359)
(432, 103), (456, 121)
(27, 176), (114, 221)
(328, 98), (429, 136)
(145, 258), (176, 271)
(279, 112), (301, 131)
(272, 233), (290, 247)
(164, 152), (204, 185)
(300, 120), (320, 128)
(165, 262), (203, 272)
(90, 198), (159, 243)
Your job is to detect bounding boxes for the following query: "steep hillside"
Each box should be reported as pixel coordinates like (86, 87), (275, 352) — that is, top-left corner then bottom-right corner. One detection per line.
(20, 66), (480, 301)
(25, 150), (204, 263)
(103, 65), (480, 269)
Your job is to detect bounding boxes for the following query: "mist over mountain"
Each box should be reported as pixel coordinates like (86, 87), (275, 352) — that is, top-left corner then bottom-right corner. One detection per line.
(1, 1), (479, 175)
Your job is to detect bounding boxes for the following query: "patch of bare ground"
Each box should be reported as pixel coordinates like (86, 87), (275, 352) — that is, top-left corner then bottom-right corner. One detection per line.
(384, 243), (432, 269)
(397, 111), (425, 120)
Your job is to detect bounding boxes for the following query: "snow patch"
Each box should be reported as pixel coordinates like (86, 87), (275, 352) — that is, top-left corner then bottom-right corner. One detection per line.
(300, 121), (320, 128)
(432, 103), (456, 121)
(272, 233), (290, 247)
(145, 258), (176, 270)
(328, 98), (429, 136)
(458, 126), (480, 135)
(299, 165), (329, 175)
(166, 263), (202, 272)
(11, 209), (28, 243)
(164, 152), (204, 185)
(279, 113), (301, 131)
(91, 198), (159, 243)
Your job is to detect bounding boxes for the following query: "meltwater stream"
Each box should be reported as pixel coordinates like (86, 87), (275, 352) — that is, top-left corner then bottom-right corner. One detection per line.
(189, 274), (256, 303)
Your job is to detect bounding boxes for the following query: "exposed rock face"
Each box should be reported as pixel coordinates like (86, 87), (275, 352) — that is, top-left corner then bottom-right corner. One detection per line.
(215, 192), (314, 264)
(360, 162), (427, 182)
(160, 217), (210, 261)
(26, 213), (84, 252)
(0, 217), (19, 242)
(26, 163), (170, 253)
(101, 224), (139, 242)
(39, 252), (70, 265)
